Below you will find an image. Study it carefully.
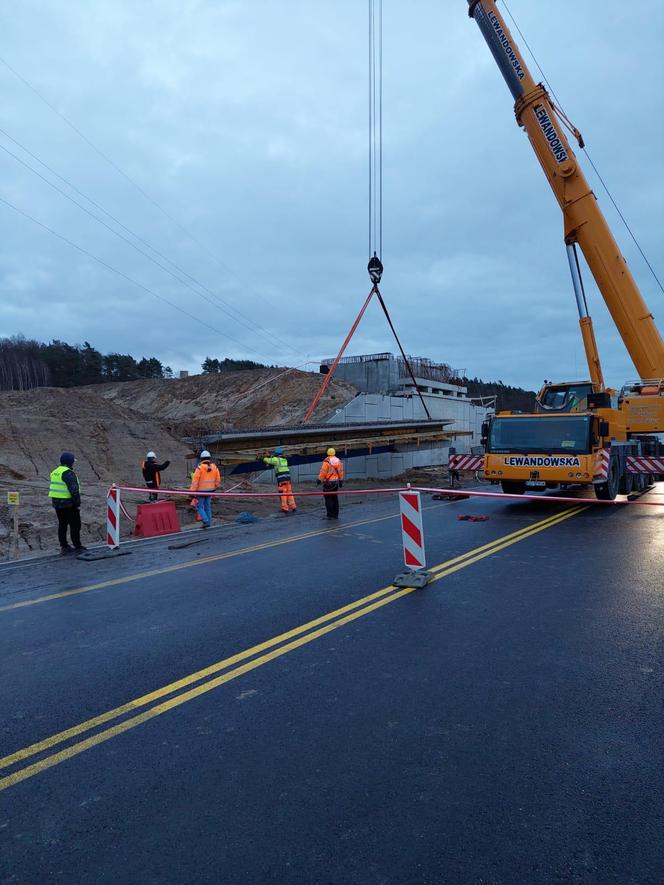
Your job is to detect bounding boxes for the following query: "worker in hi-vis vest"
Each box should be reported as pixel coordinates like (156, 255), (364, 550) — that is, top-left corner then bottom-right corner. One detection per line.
(263, 446), (297, 514)
(189, 451), (221, 528)
(142, 451), (170, 502)
(48, 451), (87, 554)
(317, 447), (344, 519)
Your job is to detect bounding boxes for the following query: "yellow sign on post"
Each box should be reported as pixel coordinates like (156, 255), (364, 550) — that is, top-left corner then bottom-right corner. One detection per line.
(7, 492), (19, 506)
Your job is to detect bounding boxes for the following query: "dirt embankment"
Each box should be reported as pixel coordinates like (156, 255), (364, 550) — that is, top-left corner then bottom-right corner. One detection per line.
(0, 369), (357, 557)
(97, 369), (357, 436)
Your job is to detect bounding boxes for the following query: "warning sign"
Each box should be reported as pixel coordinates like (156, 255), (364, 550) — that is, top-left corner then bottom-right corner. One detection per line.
(7, 492), (19, 506)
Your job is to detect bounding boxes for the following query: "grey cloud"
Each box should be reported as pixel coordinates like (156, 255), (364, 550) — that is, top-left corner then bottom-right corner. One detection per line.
(0, 0), (661, 387)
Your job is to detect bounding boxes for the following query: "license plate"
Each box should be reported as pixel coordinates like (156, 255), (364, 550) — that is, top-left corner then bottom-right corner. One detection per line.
(527, 481), (546, 487)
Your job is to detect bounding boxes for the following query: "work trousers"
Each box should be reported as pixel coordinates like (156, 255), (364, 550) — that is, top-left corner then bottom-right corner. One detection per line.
(196, 495), (213, 526)
(146, 481), (158, 502)
(56, 505), (82, 548)
(323, 482), (339, 519)
(278, 479), (296, 512)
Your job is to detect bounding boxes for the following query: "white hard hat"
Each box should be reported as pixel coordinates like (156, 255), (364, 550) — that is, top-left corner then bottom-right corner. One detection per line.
(146, 451), (156, 459)
(200, 450), (211, 459)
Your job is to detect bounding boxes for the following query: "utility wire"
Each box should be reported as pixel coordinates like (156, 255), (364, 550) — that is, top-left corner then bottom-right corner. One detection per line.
(0, 193), (272, 361)
(502, 1), (664, 296)
(0, 135), (301, 356)
(0, 55), (235, 277)
(0, 55), (311, 354)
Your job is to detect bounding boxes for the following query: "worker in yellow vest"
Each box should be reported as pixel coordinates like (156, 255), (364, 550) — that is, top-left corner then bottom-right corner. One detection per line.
(48, 451), (87, 554)
(263, 446), (297, 514)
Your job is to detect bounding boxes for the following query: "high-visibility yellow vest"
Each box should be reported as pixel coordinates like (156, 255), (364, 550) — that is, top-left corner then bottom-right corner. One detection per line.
(263, 456), (290, 479)
(48, 465), (73, 499)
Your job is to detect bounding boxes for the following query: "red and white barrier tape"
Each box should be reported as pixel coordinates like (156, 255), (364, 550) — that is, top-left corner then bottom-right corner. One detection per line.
(415, 486), (664, 507)
(111, 483), (664, 506)
(112, 484), (410, 499)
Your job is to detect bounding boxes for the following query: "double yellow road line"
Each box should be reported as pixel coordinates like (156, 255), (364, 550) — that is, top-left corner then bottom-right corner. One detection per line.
(0, 504), (585, 793)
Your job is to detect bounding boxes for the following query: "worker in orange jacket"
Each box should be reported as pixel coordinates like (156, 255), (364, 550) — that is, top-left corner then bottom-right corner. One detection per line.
(317, 447), (344, 519)
(190, 450), (221, 528)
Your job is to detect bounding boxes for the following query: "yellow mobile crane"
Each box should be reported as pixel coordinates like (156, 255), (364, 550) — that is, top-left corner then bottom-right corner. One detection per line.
(467, 0), (664, 499)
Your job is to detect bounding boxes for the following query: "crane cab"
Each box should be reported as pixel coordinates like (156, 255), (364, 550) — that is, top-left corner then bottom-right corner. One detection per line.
(535, 380), (616, 414)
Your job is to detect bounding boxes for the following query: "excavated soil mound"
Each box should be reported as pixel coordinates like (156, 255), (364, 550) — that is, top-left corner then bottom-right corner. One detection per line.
(0, 369), (357, 556)
(97, 369), (357, 435)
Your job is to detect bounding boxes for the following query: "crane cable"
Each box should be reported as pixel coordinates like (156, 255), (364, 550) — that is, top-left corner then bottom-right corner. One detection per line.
(303, 0), (431, 424)
(367, 0), (430, 418)
(368, 0), (383, 280)
(502, 0), (664, 297)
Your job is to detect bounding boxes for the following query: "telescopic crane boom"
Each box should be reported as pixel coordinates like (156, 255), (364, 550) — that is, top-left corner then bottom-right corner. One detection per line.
(467, 0), (664, 380)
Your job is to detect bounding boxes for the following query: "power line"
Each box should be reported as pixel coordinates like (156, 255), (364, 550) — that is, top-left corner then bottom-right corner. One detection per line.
(0, 136), (304, 356)
(0, 54), (311, 352)
(501, 1), (664, 296)
(0, 54), (235, 276)
(0, 126), (303, 357)
(0, 192), (275, 361)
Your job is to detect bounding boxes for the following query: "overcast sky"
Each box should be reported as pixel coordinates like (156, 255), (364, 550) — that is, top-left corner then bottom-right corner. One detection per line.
(1, 0), (662, 389)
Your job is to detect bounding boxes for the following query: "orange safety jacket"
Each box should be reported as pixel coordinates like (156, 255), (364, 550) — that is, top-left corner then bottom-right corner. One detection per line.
(319, 456), (343, 483)
(190, 460), (221, 493)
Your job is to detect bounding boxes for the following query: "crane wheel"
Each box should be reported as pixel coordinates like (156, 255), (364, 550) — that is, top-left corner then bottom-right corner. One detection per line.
(595, 458), (619, 500)
(619, 471), (634, 495)
(501, 480), (526, 495)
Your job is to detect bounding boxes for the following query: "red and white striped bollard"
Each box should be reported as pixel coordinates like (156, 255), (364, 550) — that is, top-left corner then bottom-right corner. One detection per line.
(106, 485), (121, 549)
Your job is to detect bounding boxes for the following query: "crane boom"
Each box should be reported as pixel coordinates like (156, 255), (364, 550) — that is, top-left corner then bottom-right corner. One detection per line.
(468, 0), (664, 379)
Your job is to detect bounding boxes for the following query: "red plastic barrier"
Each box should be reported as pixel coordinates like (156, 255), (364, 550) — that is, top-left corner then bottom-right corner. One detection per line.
(133, 501), (181, 539)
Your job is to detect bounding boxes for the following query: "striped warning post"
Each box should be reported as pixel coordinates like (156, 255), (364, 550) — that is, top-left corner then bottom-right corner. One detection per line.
(106, 485), (121, 549)
(399, 490), (426, 570)
(449, 454), (484, 473)
(626, 456), (664, 475)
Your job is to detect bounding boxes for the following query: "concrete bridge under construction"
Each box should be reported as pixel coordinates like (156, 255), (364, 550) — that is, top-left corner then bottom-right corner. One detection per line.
(1, 485), (662, 882)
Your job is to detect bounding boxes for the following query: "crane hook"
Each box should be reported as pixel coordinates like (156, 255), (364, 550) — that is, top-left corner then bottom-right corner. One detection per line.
(368, 252), (383, 285)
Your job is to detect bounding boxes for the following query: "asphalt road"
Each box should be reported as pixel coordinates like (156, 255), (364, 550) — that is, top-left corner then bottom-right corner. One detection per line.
(1, 488), (662, 884)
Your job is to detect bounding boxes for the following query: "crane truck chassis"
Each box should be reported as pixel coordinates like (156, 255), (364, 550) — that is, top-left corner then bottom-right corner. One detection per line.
(460, 0), (664, 500)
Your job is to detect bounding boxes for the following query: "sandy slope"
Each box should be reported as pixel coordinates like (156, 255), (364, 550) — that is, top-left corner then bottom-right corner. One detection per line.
(0, 369), (356, 556)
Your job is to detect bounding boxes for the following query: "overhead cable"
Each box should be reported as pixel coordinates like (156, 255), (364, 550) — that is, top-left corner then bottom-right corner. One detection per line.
(0, 193), (273, 361)
(0, 55), (233, 275)
(0, 54), (310, 354)
(0, 139), (302, 356)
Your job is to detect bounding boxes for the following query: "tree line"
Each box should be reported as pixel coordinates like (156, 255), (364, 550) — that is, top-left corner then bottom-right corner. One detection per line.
(0, 336), (275, 391)
(0, 336), (173, 391)
(201, 357), (274, 374)
(461, 376), (537, 412)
